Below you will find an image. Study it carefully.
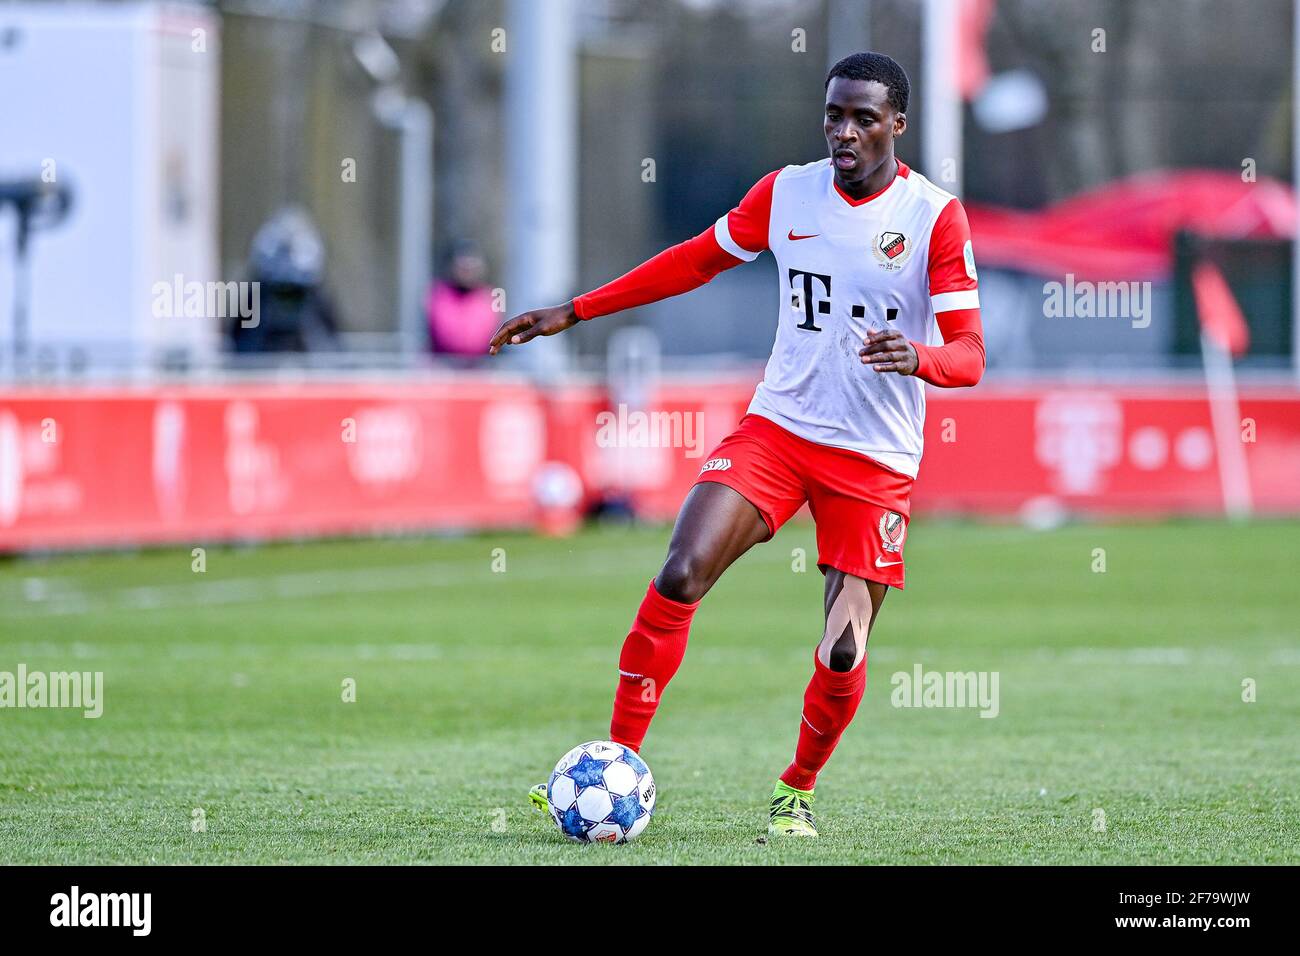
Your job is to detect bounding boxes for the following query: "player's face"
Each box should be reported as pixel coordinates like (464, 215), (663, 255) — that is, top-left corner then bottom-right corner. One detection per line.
(824, 78), (905, 186)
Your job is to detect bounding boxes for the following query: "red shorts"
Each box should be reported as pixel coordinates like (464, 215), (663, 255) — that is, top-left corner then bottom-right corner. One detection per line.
(694, 414), (913, 587)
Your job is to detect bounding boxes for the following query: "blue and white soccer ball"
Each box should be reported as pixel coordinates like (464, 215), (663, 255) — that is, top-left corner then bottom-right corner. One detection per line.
(546, 740), (656, 844)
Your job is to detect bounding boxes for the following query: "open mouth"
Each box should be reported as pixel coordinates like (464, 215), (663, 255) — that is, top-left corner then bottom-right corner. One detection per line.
(833, 149), (858, 170)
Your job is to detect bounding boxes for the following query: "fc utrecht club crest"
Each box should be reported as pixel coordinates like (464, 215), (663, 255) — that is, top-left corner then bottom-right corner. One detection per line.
(872, 231), (911, 271)
(878, 511), (906, 552)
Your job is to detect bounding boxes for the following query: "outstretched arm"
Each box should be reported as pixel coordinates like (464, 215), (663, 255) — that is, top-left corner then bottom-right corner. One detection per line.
(488, 169), (779, 354)
(571, 227), (744, 320)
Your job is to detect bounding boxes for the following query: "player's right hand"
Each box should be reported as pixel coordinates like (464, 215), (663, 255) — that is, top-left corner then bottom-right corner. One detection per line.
(487, 301), (579, 355)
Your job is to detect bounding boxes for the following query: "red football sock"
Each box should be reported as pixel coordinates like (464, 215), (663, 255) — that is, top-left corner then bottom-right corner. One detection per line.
(609, 579), (700, 752)
(780, 649), (868, 792)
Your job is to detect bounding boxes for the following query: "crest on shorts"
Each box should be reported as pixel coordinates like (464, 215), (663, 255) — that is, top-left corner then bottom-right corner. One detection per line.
(878, 511), (906, 552)
(872, 231), (912, 271)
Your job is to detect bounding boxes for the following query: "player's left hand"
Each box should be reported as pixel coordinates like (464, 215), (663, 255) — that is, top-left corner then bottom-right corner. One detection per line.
(860, 329), (918, 375)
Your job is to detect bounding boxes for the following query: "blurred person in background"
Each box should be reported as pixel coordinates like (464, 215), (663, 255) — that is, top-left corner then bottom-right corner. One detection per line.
(231, 206), (339, 353)
(426, 240), (498, 360)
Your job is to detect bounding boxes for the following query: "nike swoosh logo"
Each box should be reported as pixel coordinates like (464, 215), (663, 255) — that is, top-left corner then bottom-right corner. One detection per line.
(787, 230), (818, 241)
(874, 557), (903, 568)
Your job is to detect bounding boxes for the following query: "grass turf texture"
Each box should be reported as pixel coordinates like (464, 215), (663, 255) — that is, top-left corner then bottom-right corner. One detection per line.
(1, 519), (1297, 865)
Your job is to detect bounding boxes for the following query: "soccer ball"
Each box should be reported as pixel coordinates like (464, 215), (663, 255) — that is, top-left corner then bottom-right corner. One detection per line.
(546, 740), (655, 844)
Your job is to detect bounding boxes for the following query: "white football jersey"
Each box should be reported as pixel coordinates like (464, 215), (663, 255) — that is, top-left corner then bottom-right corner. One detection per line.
(713, 159), (979, 477)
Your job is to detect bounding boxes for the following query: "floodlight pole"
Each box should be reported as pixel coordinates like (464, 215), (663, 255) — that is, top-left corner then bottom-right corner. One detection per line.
(1293, 0), (1300, 380)
(922, 0), (962, 196)
(373, 90), (434, 358)
(505, 0), (577, 377)
(826, 0), (871, 72)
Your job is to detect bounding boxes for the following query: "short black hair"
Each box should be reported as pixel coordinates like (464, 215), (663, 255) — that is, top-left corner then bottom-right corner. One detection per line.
(825, 52), (909, 114)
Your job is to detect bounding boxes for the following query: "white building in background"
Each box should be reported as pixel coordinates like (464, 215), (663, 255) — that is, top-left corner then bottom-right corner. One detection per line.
(0, 2), (220, 379)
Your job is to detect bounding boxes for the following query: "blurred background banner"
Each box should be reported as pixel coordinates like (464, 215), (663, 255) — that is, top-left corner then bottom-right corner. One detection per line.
(1, 0), (1299, 548)
(2, 381), (1300, 550)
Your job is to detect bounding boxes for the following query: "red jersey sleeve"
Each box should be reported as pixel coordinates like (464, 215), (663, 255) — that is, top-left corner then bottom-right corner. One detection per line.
(912, 198), (985, 387)
(573, 170), (779, 320)
(912, 308), (984, 387)
(714, 168), (777, 261)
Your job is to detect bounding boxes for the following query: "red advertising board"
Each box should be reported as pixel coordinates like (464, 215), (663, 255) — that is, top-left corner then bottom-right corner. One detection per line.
(1, 379), (1297, 551)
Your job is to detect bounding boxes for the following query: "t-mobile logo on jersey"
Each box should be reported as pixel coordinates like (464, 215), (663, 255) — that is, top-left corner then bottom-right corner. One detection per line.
(788, 269), (901, 333)
(789, 269), (832, 332)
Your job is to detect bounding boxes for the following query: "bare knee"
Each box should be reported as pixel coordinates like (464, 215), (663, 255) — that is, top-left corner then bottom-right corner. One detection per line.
(826, 622), (858, 672)
(655, 549), (714, 604)
(818, 573), (875, 671)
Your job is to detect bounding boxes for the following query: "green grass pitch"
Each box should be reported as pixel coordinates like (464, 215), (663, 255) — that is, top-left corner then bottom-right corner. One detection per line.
(1, 518), (1297, 865)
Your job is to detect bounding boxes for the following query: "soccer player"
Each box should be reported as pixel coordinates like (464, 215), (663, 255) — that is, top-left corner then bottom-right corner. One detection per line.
(492, 52), (984, 837)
